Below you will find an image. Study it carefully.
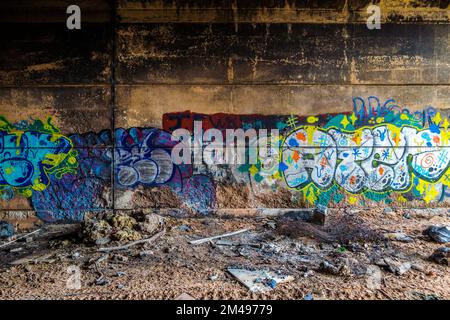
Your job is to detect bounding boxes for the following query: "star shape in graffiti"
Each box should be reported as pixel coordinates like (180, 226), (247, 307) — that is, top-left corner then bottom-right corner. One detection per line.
(350, 113), (358, 125)
(249, 165), (259, 176)
(340, 115), (350, 129)
(432, 112), (442, 126)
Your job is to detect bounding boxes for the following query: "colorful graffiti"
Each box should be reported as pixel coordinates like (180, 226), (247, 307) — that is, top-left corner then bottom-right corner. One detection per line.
(0, 117), (77, 200)
(238, 100), (450, 206)
(2, 96), (450, 222)
(26, 125), (216, 221)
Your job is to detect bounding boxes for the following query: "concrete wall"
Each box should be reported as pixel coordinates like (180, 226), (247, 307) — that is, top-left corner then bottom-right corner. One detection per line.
(0, 0), (450, 222)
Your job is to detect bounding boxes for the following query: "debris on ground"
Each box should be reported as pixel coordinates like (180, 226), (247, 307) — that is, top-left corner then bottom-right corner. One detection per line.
(423, 225), (450, 243)
(375, 257), (412, 275)
(0, 229), (41, 249)
(412, 292), (441, 300)
(0, 221), (14, 238)
(318, 260), (351, 276)
(189, 228), (250, 245)
(0, 207), (448, 300)
(383, 232), (414, 242)
(175, 293), (195, 300)
(10, 252), (55, 265)
(429, 247), (449, 265)
(303, 293), (314, 300)
(81, 212), (165, 245)
(98, 229), (166, 252)
(227, 268), (294, 292)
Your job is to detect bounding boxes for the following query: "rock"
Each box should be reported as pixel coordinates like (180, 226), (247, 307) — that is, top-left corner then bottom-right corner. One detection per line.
(303, 270), (314, 278)
(81, 218), (112, 244)
(380, 257), (411, 275)
(175, 293), (195, 300)
(209, 274), (218, 281)
(318, 260), (351, 276)
(112, 254), (129, 263)
(312, 204), (327, 226)
(139, 214), (163, 234)
(383, 232), (414, 242)
(429, 247), (449, 265)
(95, 278), (110, 286)
(423, 226), (450, 243)
(0, 221), (14, 238)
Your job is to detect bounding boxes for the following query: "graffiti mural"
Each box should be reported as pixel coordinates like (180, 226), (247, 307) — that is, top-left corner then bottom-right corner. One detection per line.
(31, 131), (112, 222)
(0, 117), (77, 200)
(2, 96), (450, 222)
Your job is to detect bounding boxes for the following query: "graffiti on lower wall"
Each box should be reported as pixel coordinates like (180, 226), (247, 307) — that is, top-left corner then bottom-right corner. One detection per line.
(0, 117), (77, 200)
(2, 96), (450, 222)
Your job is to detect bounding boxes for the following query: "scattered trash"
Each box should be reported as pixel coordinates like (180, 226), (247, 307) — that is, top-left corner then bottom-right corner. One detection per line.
(209, 274), (218, 281)
(403, 212), (411, 219)
(376, 257), (411, 276)
(178, 225), (191, 232)
(111, 254), (129, 263)
(116, 271), (127, 277)
(25, 236), (34, 243)
(412, 292), (441, 300)
(189, 228), (250, 245)
(265, 221), (277, 230)
(0, 229), (40, 249)
(303, 293), (314, 300)
(95, 277), (110, 286)
(429, 247), (449, 265)
(227, 268), (294, 293)
(98, 229), (165, 252)
(318, 260), (350, 276)
(319, 261), (340, 275)
(0, 221), (14, 238)
(10, 247), (23, 253)
(383, 207), (394, 214)
(10, 252), (55, 265)
(423, 226), (450, 243)
(383, 232), (414, 242)
(175, 293), (195, 300)
(303, 270), (314, 278)
(117, 284), (125, 289)
(71, 252), (82, 260)
(139, 250), (154, 257)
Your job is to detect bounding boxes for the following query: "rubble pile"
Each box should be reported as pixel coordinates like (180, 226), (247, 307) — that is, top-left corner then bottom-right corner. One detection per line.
(80, 211), (164, 245)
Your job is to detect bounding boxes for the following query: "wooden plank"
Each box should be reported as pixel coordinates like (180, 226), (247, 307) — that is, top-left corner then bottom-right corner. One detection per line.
(115, 85), (450, 128)
(116, 23), (450, 85)
(0, 25), (112, 85)
(0, 87), (111, 133)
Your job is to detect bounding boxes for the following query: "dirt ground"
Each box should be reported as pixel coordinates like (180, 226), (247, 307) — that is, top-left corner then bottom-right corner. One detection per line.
(0, 208), (448, 300)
